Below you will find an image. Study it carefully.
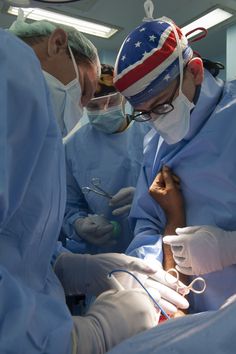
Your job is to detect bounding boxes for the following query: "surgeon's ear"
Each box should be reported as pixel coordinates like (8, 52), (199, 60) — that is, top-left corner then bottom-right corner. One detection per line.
(186, 57), (204, 85)
(47, 29), (68, 57)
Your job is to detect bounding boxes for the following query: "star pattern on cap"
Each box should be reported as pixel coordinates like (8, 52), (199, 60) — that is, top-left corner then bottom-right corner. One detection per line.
(149, 34), (156, 42)
(135, 41), (142, 48)
(115, 19), (193, 106)
(164, 73), (171, 81)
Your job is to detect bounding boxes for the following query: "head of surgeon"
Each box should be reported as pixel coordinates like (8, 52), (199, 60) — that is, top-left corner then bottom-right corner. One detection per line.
(86, 63), (128, 134)
(114, 17), (204, 144)
(9, 10), (100, 136)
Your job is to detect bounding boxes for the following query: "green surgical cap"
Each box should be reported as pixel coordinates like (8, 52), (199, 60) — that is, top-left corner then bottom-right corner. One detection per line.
(8, 9), (98, 62)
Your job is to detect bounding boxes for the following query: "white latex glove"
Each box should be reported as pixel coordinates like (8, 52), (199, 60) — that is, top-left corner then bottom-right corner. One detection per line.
(143, 265), (189, 315)
(54, 252), (158, 296)
(163, 226), (236, 276)
(109, 186), (135, 216)
(74, 214), (114, 245)
(73, 288), (159, 354)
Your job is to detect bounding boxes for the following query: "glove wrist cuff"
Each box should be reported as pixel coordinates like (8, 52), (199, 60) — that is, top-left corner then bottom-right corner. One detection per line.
(54, 253), (90, 295)
(219, 230), (236, 268)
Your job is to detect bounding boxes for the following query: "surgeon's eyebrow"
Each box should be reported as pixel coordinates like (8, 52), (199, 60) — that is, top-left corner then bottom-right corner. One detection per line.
(148, 78), (179, 110)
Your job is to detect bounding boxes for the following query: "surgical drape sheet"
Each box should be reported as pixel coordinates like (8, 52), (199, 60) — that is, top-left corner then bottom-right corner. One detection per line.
(107, 295), (236, 354)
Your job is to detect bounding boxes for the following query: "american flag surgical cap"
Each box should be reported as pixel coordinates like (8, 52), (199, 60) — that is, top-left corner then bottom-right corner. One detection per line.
(114, 17), (193, 106)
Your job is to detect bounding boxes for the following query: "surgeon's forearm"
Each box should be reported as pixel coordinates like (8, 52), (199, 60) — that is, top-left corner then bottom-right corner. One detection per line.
(163, 217), (185, 270)
(163, 217), (188, 285)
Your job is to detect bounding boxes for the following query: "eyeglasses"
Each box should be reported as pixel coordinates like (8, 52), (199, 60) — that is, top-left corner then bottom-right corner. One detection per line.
(131, 78), (180, 122)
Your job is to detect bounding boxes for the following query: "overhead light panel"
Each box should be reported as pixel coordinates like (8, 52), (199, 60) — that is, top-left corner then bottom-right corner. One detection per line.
(181, 7), (234, 38)
(8, 6), (119, 38)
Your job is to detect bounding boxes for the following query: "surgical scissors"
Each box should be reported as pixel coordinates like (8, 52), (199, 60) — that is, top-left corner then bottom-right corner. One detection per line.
(165, 268), (206, 297)
(82, 177), (113, 199)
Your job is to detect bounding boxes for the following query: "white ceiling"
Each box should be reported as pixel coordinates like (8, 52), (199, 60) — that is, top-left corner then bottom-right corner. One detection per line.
(1, 0), (236, 61)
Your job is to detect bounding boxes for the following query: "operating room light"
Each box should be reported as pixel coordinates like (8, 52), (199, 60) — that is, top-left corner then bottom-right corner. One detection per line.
(8, 6), (119, 38)
(181, 8), (234, 39)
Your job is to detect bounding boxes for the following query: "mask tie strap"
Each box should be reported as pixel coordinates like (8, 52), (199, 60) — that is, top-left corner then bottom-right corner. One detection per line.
(169, 22), (184, 94)
(68, 45), (79, 82)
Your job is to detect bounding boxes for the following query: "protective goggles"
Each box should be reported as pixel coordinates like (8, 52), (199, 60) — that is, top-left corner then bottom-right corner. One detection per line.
(86, 92), (122, 112)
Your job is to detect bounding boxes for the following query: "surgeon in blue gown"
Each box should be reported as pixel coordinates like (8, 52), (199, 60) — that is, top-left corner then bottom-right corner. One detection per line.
(107, 150), (236, 354)
(63, 64), (150, 254)
(0, 28), (72, 354)
(114, 15), (236, 314)
(0, 24), (164, 354)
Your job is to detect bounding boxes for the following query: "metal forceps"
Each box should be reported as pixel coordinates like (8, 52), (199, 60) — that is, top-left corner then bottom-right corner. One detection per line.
(82, 178), (113, 199)
(165, 268), (206, 297)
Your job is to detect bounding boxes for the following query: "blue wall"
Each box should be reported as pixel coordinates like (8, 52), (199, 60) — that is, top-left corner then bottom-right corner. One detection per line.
(226, 25), (236, 81)
(98, 49), (118, 66)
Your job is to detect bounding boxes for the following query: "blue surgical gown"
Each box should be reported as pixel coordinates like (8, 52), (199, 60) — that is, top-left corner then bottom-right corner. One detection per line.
(0, 30), (72, 353)
(63, 121), (150, 254)
(127, 69), (236, 313)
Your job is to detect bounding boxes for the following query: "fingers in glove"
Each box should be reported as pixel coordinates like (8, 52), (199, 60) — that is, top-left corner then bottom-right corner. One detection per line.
(109, 196), (133, 207)
(175, 226), (202, 235)
(82, 224), (99, 234)
(173, 255), (189, 268)
(158, 298), (178, 315)
(112, 204), (131, 216)
(170, 245), (185, 257)
(148, 267), (187, 290)
(176, 264), (195, 276)
(125, 256), (159, 274)
(145, 278), (189, 310)
(163, 235), (184, 246)
(95, 224), (114, 237)
(109, 187), (135, 207)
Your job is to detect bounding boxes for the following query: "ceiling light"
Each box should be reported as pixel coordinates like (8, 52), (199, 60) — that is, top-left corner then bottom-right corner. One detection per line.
(8, 6), (119, 38)
(181, 7), (234, 39)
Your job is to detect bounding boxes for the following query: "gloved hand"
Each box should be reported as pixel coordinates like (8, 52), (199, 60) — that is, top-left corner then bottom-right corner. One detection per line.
(163, 226), (236, 275)
(109, 186), (135, 216)
(54, 252), (158, 296)
(73, 288), (159, 354)
(74, 214), (114, 245)
(143, 265), (189, 315)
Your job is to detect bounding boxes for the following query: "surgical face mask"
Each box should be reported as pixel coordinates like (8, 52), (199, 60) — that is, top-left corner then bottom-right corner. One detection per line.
(151, 21), (195, 145)
(43, 46), (83, 137)
(151, 90), (195, 144)
(87, 106), (126, 134)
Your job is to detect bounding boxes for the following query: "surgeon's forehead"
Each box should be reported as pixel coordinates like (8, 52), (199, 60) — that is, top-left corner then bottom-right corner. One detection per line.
(134, 79), (177, 111)
(80, 61), (100, 106)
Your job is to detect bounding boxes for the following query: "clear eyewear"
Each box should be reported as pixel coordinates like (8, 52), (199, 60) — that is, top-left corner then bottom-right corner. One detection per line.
(165, 268), (206, 297)
(82, 177), (113, 199)
(131, 77), (180, 122)
(86, 92), (122, 112)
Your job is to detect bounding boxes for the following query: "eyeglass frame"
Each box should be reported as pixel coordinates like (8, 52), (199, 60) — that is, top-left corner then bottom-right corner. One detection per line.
(131, 76), (180, 122)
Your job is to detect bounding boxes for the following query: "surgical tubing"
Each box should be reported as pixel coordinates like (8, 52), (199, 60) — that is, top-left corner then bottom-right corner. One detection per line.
(108, 269), (170, 319)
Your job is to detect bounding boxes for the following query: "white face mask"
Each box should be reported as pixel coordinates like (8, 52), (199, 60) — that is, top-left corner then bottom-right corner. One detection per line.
(43, 46), (84, 137)
(151, 21), (195, 144)
(151, 90), (195, 144)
